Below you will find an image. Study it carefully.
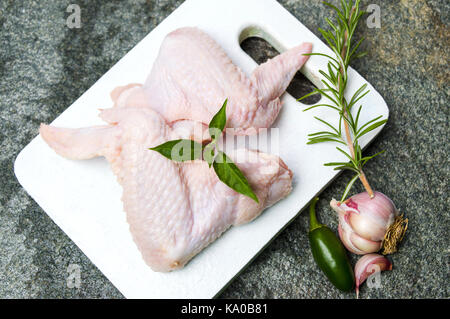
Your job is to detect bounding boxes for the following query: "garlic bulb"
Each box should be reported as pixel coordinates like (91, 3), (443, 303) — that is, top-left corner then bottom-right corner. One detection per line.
(354, 253), (392, 298)
(330, 191), (408, 255)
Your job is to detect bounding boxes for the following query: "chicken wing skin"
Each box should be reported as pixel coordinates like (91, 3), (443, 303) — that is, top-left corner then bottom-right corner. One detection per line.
(111, 27), (312, 132)
(41, 108), (292, 271)
(39, 27), (311, 271)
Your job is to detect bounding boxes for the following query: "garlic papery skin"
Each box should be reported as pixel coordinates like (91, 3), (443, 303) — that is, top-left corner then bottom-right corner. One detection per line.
(354, 254), (392, 298)
(331, 191), (399, 255)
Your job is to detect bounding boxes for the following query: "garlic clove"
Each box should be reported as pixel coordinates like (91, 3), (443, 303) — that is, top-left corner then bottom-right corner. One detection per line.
(349, 231), (382, 254)
(338, 225), (365, 255)
(335, 207), (380, 254)
(348, 211), (387, 242)
(354, 253), (392, 298)
(336, 205), (362, 253)
(338, 211), (382, 254)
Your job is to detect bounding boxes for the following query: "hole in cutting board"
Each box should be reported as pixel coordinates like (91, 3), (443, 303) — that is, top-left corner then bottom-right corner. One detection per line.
(240, 35), (321, 105)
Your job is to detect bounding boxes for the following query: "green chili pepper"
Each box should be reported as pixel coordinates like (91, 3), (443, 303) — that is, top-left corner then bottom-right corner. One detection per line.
(308, 197), (355, 291)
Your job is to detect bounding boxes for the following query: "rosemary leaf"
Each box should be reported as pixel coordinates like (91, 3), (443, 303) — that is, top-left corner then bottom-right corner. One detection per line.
(303, 104), (341, 112)
(356, 117), (387, 138)
(356, 119), (388, 139)
(341, 173), (360, 202)
(314, 117), (341, 135)
(299, 0), (383, 198)
(307, 138), (346, 145)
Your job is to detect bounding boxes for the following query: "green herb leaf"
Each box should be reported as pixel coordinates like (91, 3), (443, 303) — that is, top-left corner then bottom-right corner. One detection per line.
(298, 89), (323, 103)
(356, 118), (387, 139)
(324, 161), (356, 167)
(203, 142), (216, 168)
(213, 151), (259, 203)
(150, 139), (203, 162)
(300, 0), (377, 198)
(303, 52), (340, 66)
(314, 116), (341, 135)
(336, 146), (356, 165)
(209, 99), (227, 140)
(361, 150), (385, 166)
(307, 137), (346, 145)
(308, 131), (341, 137)
(341, 173), (360, 202)
(149, 100), (258, 203)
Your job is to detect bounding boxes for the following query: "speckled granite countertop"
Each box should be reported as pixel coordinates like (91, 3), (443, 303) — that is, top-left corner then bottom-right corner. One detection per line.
(0, 0), (448, 298)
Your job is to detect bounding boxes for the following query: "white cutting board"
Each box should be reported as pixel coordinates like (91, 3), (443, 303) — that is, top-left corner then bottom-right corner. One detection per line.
(14, 0), (388, 298)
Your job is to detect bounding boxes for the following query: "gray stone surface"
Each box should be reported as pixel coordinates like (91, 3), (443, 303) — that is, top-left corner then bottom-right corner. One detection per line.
(0, 0), (448, 299)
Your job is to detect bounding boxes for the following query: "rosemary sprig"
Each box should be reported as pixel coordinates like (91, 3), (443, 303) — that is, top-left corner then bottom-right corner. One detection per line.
(299, 0), (387, 202)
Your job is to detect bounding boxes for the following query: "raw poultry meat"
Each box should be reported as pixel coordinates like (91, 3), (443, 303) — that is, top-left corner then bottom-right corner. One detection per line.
(40, 108), (293, 271)
(110, 27), (312, 133)
(40, 27), (312, 271)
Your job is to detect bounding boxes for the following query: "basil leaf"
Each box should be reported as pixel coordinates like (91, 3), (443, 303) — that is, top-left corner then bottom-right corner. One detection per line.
(203, 143), (215, 168)
(209, 99), (227, 140)
(213, 151), (259, 203)
(150, 139), (203, 162)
